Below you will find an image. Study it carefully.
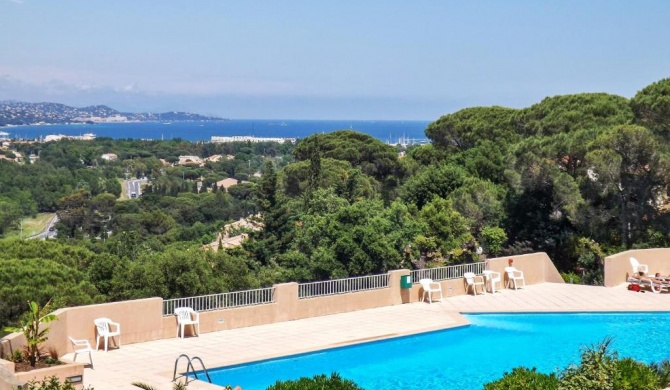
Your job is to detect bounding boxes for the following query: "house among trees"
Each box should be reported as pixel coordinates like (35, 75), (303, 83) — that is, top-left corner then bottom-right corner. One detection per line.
(205, 154), (224, 162)
(178, 155), (204, 166)
(0, 151), (22, 163)
(216, 177), (241, 190)
(203, 216), (263, 251)
(101, 153), (118, 161)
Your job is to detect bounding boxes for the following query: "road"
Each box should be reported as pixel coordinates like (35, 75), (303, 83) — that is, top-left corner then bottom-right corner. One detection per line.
(125, 178), (147, 199)
(29, 214), (58, 240)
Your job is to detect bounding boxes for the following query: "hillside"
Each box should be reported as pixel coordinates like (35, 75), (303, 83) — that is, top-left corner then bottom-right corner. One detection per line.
(0, 100), (223, 126)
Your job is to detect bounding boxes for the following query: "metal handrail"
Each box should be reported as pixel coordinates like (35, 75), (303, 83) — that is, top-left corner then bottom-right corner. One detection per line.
(298, 274), (389, 299)
(410, 262), (486, 283)
(173, 354), (212, 384)
(163, 287), (275, 316)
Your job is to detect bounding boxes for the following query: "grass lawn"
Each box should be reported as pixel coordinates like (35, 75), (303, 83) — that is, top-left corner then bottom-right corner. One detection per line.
(2, 213), (55, 239)
(119, 178), (129, 200)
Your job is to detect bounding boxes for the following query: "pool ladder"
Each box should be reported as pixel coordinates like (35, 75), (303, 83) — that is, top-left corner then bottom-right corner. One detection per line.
(173, 354), (212, 384)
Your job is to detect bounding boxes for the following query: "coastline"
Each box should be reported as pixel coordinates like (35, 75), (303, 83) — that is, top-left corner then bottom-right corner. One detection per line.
(1, 119), (431, 144)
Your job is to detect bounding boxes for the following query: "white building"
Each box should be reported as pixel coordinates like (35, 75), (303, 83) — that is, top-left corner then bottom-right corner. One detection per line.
(211, 135), (296, 144)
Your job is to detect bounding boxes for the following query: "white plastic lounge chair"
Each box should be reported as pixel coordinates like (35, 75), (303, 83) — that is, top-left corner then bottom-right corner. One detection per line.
(505, 267), (526, 290)
(630, 257), (649, 275)
(419, 279), (443, 303)
(649, 279), (670, 294)
(94, 317), (121, 352)
(482, 270), (502, 293)
(464, 272), (486, 295)
(175, 307), (200, 338)
(629, 275), (670, 294)
(69, 337), (94, 368)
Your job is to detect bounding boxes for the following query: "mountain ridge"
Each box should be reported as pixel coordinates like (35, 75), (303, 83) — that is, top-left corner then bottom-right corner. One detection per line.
(0, 100), (224, 126)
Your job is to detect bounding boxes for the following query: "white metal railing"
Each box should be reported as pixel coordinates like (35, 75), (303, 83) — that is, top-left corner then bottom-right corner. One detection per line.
(299, 274), (389, 299)
(162, 287), (274, 316)
(410, 262), (486, 283)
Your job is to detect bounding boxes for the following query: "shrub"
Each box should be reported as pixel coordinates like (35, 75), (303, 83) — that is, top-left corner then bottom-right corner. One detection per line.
(561, 272), (582, 284)
(559, 338), (618, 390)
(11, 349), (24, 363)
(650, 359), (670, 388)
(485, 339), (667, 390)
(22, 376), (93, 390)
(613, 358), (659, 390)
(266, 373), (363, 390)
(484, 366), (559, 390)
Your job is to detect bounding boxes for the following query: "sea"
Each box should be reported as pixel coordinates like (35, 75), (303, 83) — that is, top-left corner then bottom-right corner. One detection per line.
(2, 119), (431, 144)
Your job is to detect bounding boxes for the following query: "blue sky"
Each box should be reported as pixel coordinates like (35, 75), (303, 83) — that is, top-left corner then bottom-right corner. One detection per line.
(1, 1), (668, 120)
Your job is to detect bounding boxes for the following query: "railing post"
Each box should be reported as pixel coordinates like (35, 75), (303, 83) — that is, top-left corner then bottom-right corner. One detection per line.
(274, 283), (299, 322)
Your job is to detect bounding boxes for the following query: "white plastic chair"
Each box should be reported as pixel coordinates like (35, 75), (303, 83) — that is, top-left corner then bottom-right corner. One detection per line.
(175, 307), (200, 338)
(505, 267), (526, 290)
(482, 270), (502, 293)
(94, 317), (121, 352)
(419, 279), (443, 303)
(464, 272), (486, 295)
(69, 337), (94, 368)
(630, 257), (649, 275)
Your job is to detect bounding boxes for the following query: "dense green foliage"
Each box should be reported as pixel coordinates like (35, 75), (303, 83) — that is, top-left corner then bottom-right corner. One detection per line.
(3, 78), (670, 331)
(21, 376), (93, 390)
(266, 373), (362, 390)
(484, 367), (559, 390)
(486, 339), (665, 390)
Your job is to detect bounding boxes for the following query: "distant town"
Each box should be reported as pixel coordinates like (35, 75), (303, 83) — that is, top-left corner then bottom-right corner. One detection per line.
(0, 100), (224, 126)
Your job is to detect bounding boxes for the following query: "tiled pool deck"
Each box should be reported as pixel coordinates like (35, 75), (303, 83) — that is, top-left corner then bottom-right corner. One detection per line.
(65, 283), (670, 390)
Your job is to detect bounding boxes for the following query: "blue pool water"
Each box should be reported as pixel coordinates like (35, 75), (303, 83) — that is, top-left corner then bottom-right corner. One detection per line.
(198, 312), (670, 390)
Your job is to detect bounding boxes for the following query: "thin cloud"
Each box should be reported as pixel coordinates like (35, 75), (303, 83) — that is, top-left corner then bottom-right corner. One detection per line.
(7, 0), (24, 4)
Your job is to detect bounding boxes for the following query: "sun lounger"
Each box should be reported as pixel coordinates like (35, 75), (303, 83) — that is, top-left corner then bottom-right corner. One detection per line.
(627, 276), (670, 294)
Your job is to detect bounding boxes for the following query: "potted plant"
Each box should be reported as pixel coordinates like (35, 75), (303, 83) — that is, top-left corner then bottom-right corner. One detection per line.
(3, 300), (57, 368)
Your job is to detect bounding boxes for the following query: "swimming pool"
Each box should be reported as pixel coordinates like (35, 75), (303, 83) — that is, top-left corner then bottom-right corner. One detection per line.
(197, 312), (670, 389)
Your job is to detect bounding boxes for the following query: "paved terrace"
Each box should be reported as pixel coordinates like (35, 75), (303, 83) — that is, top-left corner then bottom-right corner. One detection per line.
(64, 282), (670, 390)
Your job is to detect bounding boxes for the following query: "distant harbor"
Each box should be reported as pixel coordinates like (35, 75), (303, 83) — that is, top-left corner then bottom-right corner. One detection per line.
(386, 135), (431, 147)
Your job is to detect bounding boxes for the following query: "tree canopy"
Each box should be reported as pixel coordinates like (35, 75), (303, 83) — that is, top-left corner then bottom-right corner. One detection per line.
(3, 77), (670, 329)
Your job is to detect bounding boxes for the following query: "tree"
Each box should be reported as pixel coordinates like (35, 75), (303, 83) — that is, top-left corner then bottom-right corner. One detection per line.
(307, 138), (322, 199)
(0, 197), (22, 235)
(293, 131), (400, 182)
(512, 93), (633, 137)
(282, 158), (357, 198)
(401, 163), (468, 209)
(3, 301), (57, 367)
(426, 106), (519, 151)
(418, 197), (473, 262)
(583, 125), (668, 247)
(504, 147), (584, 265)
(56, 190), (91, 238)
(448, 178), (506, 233)
(630, 77), (670, 139)
(257, 161), (278, 211)
(0, 257), (100, 329)
(87, 193), (116, 238)
(481, 226), (507, 257)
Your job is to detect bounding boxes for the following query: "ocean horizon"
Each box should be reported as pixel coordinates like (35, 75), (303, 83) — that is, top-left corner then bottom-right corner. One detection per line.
(2, 119), (431, 144)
